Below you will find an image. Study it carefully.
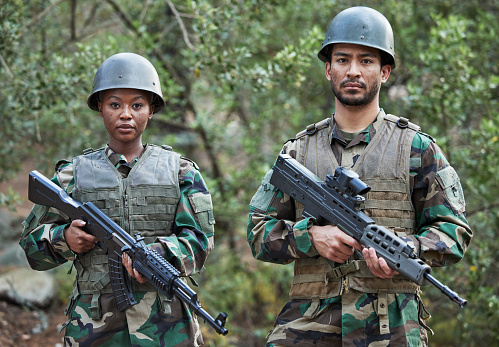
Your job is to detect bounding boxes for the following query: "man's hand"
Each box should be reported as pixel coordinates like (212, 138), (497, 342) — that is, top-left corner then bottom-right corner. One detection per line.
(64, 219), (99, 253)
(362, 247), (399, 278)
(122, 253), (148, 284)
(308, 224), (363, 263)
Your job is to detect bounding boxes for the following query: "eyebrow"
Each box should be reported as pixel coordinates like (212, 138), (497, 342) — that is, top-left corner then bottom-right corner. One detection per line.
(107, 95), (148, 101)
(333, 51), (378, 58)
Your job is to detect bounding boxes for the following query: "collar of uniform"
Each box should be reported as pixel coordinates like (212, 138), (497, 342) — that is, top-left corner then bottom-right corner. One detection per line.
(104, 143), (148, 168)
(330, 109), (386, 147)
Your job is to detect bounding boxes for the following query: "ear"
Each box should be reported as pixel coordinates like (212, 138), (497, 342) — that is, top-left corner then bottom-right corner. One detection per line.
(325, 62), (332, 81)
(97, 101), (104, 116)
(149, 105), (155, 119)
(381, 65), (391, 83)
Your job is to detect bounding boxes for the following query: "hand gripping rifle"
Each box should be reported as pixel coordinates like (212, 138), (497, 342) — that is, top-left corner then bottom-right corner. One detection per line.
(269, 154), (467, 308)
(28, 170), (229, 335)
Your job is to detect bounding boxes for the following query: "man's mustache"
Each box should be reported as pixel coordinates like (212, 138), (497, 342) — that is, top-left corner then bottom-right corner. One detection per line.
(339, 79), (366, 88)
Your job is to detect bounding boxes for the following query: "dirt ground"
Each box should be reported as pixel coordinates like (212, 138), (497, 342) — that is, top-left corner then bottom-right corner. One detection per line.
(0, 300), (66, 347)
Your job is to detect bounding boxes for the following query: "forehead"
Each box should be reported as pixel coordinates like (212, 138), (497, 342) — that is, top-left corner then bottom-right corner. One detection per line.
(100, 88), (151, 99)
(331, 43), (380, 57)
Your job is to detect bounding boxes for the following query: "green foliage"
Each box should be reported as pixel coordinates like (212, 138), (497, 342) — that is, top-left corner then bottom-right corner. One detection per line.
(1, 0), (498, 345)
(196, 243), (293, 346)
(0, 188), (22, 210)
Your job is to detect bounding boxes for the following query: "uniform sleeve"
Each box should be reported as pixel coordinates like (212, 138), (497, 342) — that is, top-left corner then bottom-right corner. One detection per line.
(409, 134), (472, 267)
(151, 159), (215, 276)
(19, 163), (76, 270)
(247, 142), (319, 264)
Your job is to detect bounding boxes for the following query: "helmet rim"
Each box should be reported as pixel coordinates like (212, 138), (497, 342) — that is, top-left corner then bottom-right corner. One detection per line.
(87, 53), (165, 113)
(317, 6), (395, 68)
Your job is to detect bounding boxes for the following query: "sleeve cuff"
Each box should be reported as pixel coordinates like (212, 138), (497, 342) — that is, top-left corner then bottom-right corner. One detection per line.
(294, 217), (319, 257)
(52, 224), (76, 260)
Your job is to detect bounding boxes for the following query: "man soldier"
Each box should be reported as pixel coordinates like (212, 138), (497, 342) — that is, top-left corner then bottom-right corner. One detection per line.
(247, 6), (472, 346)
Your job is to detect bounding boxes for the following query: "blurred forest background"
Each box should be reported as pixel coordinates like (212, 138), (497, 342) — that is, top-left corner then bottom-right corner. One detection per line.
(0, 0), (498, 346)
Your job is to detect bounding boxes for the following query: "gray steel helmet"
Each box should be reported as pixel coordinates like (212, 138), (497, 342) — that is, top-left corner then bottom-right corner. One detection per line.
(318, 6), (395, 68)
(87, 52), (165, 113)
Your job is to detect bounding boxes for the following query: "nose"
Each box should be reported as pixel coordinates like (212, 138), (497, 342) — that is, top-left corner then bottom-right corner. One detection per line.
(347, 60), (361, 78)
(120, 105), (133, 119)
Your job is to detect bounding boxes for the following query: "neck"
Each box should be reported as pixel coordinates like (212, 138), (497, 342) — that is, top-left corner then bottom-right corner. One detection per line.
(108, 139), (145, 162)
(333, 101), (380, 133)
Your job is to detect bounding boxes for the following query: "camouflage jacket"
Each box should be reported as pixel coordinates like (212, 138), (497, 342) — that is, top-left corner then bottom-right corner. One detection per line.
(20, 144), (215, 346)
(247, 112), (472, 271)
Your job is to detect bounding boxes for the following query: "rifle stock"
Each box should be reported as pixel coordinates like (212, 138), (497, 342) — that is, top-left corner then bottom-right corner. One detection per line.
(28, 170), (229, 335)
(269, 154), (467, 308)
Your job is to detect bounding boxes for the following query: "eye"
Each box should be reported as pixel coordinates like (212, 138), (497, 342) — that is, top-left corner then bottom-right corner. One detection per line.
(361, 58), (374, 64)
(336, 58), (348, 63)
(110, 102), (120, 109)
(132, 103), (143, 109)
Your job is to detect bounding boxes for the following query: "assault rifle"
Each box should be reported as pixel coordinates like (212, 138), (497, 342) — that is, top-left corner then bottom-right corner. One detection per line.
(269, 154), (467, 308)
(28, 170), (229, 335)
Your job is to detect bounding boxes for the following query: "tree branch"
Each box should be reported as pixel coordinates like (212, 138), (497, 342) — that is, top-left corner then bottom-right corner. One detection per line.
(70, 0), (77, 41)
(164, 0), (197, 52)
(0, 52), (14, 78)
(20, 0), (66, 31)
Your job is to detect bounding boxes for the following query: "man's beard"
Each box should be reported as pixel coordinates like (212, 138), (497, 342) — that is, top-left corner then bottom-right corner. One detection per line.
(331, 78), (380, 107)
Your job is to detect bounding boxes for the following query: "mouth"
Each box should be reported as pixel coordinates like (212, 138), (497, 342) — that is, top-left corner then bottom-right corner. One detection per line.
(117, 124), (135, 132)
(341, 80), (365, 90)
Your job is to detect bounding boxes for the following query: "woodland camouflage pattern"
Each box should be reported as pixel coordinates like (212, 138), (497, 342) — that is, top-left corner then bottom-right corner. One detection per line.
(247, 113), (472, 347)
(20, 144), (214, 347)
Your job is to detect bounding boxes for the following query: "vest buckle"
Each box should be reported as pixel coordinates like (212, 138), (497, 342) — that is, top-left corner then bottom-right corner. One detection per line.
(397, 117), (409, 128)
(329, 260), (361, 278)
(306, 123), (318, 135)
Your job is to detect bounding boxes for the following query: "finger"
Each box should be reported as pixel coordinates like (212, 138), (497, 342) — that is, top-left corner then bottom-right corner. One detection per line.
(71, 219), (87, 228)
(133, 269), (147, 284)
(80, 232), (99, 243)
(362, 248), (374, 269)
(364, 248), (385, 277)
(122, 253), (134, 276)
(379, 257), (398, 276)
(339, 234), (364, 252)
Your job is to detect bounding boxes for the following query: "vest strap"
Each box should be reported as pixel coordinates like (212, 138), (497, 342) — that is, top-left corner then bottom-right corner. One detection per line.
(384, 114), (420, 132)
(365, 199), (413, 211)
(377, 290), (390, 335)
(296, 118), (331, 138)
(326, 260), (361, 279)
(292, 273), (328, 285)
(374, 217), (416, 229)
(90, 292), (102, 320)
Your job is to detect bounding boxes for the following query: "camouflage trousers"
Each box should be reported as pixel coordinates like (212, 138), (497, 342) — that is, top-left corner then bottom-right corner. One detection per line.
(63, 290), (203, 346)
(266, 290), (429, 347)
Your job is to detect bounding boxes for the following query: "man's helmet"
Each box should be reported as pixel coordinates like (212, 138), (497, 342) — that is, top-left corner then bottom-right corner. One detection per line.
(317, 6), (395, 69)
(87, 52), (165, 113)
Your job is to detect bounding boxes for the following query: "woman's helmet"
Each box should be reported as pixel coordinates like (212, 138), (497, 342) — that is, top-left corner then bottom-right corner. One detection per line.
(87, 53), (165, 113)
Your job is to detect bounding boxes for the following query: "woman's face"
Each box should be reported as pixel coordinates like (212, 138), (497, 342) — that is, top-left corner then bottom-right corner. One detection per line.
(98, 88), (154, 146)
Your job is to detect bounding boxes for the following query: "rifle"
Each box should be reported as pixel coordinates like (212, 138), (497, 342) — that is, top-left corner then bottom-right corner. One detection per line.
(28, 170), (229, 335)
(269, 154), (467, 308)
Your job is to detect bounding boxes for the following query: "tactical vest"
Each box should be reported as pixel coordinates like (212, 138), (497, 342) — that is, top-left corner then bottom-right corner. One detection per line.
(68, 145), (180, 319)
(289, 114), (421, 299)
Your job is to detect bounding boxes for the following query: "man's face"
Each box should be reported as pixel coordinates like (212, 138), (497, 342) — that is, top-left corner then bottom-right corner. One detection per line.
(325, 43), (391, 107)
(98, 88), (154, 145)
